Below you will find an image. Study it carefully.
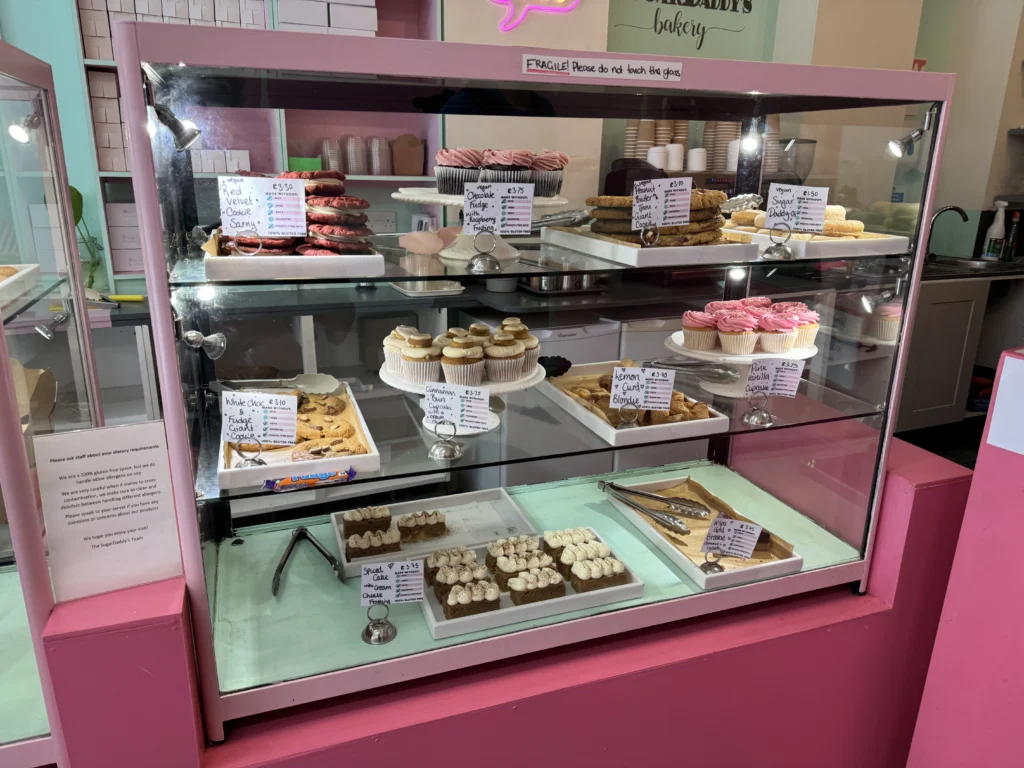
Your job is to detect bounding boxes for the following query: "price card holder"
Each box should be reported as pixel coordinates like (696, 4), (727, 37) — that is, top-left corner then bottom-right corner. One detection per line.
(425, 383), (490, 432)
(632, 177), (693, 231)
(218, 176), (306, 237)
(609, 367), (676, 411)
(361, 560), (424, 606)
(765, 183), (829, 233)
(701, 517), (763, 560)
(221, 391), (298, 446)
(745, 359), (805, 398)
(464, 183), (535, 236)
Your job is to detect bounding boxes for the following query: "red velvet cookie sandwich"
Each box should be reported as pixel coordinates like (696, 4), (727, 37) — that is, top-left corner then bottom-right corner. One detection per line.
(306, 196), (371, 225)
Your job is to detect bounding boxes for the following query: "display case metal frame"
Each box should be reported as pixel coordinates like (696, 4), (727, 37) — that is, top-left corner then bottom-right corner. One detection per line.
(112, 21), (955, 741)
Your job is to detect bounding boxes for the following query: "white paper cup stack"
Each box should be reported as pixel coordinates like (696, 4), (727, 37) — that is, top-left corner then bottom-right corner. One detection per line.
(672, 120), (689, 146)
(687, 147), (707, 172)
(655, 119), (674, 147)
(726, 138), (741, 172)
(637, 119), (655, 160)
(707, 122), (741, 171)
(647, 146), (668, 170)
(666, 143), (686, 172)
(624, 118), (639, 160)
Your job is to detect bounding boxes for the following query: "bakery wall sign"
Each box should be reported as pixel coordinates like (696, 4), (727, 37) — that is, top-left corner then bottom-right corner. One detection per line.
(491, 0), (581, 32)
(611, 0), (754, 53)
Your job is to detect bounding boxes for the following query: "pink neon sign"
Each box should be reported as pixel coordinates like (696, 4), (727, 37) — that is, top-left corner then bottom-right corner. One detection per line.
(490, 0), (581, 32)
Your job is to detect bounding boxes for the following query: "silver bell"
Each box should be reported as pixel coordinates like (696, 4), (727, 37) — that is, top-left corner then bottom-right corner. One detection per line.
(762, 222), (796, 261)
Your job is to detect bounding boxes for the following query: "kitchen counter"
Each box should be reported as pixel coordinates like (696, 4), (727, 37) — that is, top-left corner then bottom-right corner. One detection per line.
(922, 260), (1024, 281)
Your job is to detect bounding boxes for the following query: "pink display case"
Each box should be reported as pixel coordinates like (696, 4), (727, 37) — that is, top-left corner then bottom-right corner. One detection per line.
(112, 22), (954, 742)
(0, 39), (104, 768)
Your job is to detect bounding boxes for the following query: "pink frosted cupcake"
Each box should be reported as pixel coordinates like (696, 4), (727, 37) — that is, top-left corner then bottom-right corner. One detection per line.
(716, 311), (759, 355)
(706, 300), (745, 314)
(480, 149), (534, 184)
(531, 150), (569, 196)
(740, 296), (772, 309)
(769, 301), (808, 314)
(757, 312), (799, 353)
(791, 307), (821, 348)
(682, 311), (718, 351)
(868, 301), (902, 341)
(434, 148), (483, 195)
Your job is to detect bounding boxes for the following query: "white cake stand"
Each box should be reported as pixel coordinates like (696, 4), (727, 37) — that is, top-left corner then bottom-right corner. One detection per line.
(380, 363), (546, 396)
(392, 188), (568, 208)
(664, 331), (818, 398)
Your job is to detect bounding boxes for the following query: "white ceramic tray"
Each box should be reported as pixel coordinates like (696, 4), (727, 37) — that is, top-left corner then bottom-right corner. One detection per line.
(751, 232), (910, 259)
(389, 281), (465, 297)
(392, 187), (568, 208)
(0, 264), (41, 311)
(217, 382), (381, 490)
(419, 527), (645, 640)
(537, 362), (730, 446)
(541, 226), (759, 268)
(204, 252), (385, 281)
(330, 488), (537, 579)
(380, 362), (546, 396)
(606, 475), (804, 589)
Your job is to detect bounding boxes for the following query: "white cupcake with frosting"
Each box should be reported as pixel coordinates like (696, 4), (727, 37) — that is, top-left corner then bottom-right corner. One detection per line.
(400, 333), (442, 384)
(441, 336), (485, 385)
(503, 323), (540, 370)
(483, 332), (525, 382)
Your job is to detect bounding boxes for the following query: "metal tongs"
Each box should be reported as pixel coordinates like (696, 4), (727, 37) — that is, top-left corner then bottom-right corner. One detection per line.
(531, 209), (592, 231)
(272, 526), (345, 596)
(600, 480), (711, 519)
(600, 481), (706, 537)
(644, 357), (740, 385)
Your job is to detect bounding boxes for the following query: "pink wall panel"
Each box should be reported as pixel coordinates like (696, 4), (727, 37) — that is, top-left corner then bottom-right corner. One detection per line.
(377, 0), (434, 40)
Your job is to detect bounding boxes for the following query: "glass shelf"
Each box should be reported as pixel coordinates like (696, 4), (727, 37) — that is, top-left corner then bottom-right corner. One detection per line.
(2, 276), (66, 326)
(193, 371), (883, 505)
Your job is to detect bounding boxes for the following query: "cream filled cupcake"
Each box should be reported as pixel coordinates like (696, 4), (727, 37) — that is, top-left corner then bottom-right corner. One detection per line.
(716, 311), (759, 355)
(503, 323), (540, 368)
(682, 311), (718, 351)
(382, 331), (407, 374)
(442, 337), (485, 385)
(401, 333), (442, 384)
(468, 322), (492, 346)
(757, 312), (799, 353)
(483, 332), (525, 382)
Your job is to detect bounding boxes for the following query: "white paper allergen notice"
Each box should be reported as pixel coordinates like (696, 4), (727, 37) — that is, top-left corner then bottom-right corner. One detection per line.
(745, 359), (805, 398)
(221, 391), (297, 446)
(765, 183), (829, 234)
(609, 367), (676, 411)
(701, 516), (763, 560)
(361, 560), (424, 606)
(632, 177), (692, 231)
(33, 421), (182, 602)
(463, 183), (534, 235)
(425, 382), (490, 432)
(218, 175), (306, 237)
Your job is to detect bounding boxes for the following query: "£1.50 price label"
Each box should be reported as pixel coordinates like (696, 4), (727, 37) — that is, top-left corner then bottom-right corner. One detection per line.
(764, 183), (829, 234)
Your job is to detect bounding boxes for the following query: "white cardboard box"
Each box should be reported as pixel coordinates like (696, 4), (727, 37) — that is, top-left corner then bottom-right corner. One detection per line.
(93, 121), (124, 148)
(240, 0), (264, 24)
(215, 19), (241, 26)
(279, 0), (328, 25)
(87, 71), (118, 98)
(164, 15), (190, 23)
(109, 226), (142, 250)
(107, 0), (136, 10)
(225, 149), (250, 172)
(91, 97), (120, 124)
(213, 0), (240, 21)
(191, 18), (216, 24)
(328, 3), (376, 30)
(211, 151), (227, 173)
(28, 204), (58, 229)
(111, 249), (144, 273)
(83, 37), (114, 60)
(105, 203), (137, 227)
(137, 13), (163, 22)
(79, 8), (111, 36)
(190, 150), (203, 174)
(134, 0), (161, 13)
(188, 0), (215, 19)
(97, 147), (127, 172)
(200, 150), (222, 173)
(279, 22), (325, 32)
(162, 0), (189, 17)
(79, 0), (107, 9)
(328, 26), (374, 36)
(109, 10), (135, 23)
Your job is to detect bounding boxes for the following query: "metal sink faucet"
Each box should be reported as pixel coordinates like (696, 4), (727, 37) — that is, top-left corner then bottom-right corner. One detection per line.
(927, 205), (969, 261)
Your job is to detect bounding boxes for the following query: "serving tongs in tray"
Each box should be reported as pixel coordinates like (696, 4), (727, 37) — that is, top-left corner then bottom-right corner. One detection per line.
(600, 480), (711, 537)
(642, 357), (740, 385)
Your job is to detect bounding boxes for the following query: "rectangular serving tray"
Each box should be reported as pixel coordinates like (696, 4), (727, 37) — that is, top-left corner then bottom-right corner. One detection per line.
(541, 226), (759, 268)
(419, 527), (644, 640)
(217, 382), (381, 490)
(537, 362), (731, 447)
(607, 474), (804, 589)
(0, 264), (41, 311)
(331, 488), (537, 579)
(749, 232), (910, 259)
(204, 252), (385, 281)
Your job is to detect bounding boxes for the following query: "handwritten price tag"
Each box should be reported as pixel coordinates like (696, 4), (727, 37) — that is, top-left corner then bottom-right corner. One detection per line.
(609, 367), (676, 411)
(764, 183), (829, 234)
(360, 560), (424, 607)
(632, 177), (693, 231)
(745, 359), (805, 398)
(463, 183), (534, 236)
(220, 391), (297, 445)
(701, 517), (763, 560)
(424, 382), (490, 432)
(218, 175), (306, 237)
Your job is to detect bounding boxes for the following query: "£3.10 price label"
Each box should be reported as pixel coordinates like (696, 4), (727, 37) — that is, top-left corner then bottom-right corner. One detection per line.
(218, 175), (306, 237)
(701, 516), (763, 560)
(424, 382), (490, 432)
(220, 391), (298, 446)
(609, 367), (676, 411)
(745, 358), (805, 398)
(463, 183), (535, 236)
(764, 183), (829, 234)
(632, 177), (693, 232)
(361, 560), (424, 607)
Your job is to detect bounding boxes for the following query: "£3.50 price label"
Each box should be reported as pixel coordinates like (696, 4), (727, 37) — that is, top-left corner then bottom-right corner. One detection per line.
(220, 391), (297, 446)
(701, 516), (763, 560)
(609, 367), (676, 411)
(632, 177), (693, 232)
(764, 183), (829, 234)
(218, 175), (306, 237)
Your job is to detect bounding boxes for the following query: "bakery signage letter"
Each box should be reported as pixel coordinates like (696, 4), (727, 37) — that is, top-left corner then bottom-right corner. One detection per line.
(612, 0), (752, 52)
(522, 54), (682, 82)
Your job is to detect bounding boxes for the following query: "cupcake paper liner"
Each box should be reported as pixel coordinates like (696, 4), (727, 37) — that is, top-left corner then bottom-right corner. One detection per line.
(442, 360), (484, 386)
(384, 348), (404, 375)
(524, 346), (541, 369)
(479, 168), (532, 185)
(718, 331), (758, 355)
(435, 166), (480, 195)
(682, 327), (718, 351)
(868, 316), (901, 342)
(794, 322), (819, 349)
(758, 330), (797, 353)
(834, 312), (866, 340)
(485, 355), (525, 382)
(532, 169), (563, 197)
(403, 359), (441, 384)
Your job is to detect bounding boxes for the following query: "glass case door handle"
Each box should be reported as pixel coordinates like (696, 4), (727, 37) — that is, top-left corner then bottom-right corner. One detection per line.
(34, 311), (70, 340)
(183, 330), (227, 361)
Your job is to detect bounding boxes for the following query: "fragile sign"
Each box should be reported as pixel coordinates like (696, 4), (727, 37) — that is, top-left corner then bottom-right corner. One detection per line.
(218, 175), (306, 237)
(522, 54), (682, 82)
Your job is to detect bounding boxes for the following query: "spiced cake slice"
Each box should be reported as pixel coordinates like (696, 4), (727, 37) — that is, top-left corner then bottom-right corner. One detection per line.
(398, 510), (447, 542)
(340, 505), (391, 538)
(541, 527), (597, 560)
(424, 546), (477, 586)
(569, 557), (629, 593)
(493, 553), (554, 591)
(484, 535), (541, 571)
(556, 540), (612, 579)
(432, 563), (490, 602)
(508, 567), (566, 606)
(345, 528), (401, 560)
(442, 581), (501, 620)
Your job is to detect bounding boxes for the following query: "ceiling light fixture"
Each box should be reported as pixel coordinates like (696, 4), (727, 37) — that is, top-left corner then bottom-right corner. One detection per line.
(8, 110), (41, 144)
(154, 103), (201, 152)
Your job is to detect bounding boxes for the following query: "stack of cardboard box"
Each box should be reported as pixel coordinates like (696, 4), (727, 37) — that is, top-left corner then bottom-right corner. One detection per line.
(105, 203), (143, 273)
(278, 0), (376, 36)
(27, 204), (67, 275)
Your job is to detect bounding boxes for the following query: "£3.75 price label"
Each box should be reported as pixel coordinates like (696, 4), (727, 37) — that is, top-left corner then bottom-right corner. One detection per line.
(609, 367), (676, 411)
(361, 560), (424, 606)
(745, 359), (805, 398)
(463, 183), (534, 236)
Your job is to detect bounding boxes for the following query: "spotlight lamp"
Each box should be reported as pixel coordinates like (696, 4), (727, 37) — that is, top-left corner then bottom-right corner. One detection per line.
(8, 110), (41, 144)
(887, 107), (936, 158)
(154, 103), (202, 152)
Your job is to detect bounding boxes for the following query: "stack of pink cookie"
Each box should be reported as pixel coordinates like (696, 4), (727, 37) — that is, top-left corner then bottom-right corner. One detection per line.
(681, 297), (820, 355)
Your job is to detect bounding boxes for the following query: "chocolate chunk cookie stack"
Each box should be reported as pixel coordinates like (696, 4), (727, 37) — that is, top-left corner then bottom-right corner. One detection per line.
(584, 189), (728, 247)
(278, 170), (375, 256)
